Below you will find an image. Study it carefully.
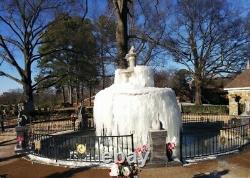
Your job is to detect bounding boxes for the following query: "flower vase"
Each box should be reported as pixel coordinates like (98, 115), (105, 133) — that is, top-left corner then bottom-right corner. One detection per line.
(167, 149), (173, 161)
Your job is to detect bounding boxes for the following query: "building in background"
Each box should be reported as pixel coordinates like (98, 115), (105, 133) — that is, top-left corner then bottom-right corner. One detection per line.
(224, 63), (250, 115)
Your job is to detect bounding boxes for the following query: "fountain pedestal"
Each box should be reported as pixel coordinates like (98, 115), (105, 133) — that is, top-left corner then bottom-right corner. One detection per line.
(94, 47), (182, 162)
(148, 130), (168, 166)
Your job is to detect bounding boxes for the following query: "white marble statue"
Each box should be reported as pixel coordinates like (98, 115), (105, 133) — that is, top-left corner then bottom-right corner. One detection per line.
(151, 113), (161, 130)
(125, 46), (136, 69)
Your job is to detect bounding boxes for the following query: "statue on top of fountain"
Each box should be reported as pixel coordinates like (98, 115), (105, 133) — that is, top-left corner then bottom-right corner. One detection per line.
(125, 46), (136, 70)
(114, 46), (154, 88)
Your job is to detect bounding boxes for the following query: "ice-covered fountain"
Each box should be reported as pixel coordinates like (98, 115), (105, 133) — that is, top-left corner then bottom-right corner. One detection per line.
(94, 47), (182, 159)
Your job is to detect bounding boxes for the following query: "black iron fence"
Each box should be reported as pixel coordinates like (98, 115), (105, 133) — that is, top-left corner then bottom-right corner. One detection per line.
(30, 119), (77, 134)
(181, 123), (249, 161)
(182, 114), (233, 124)
(28, 133), (134, 163)
(30, 117), (95, 135)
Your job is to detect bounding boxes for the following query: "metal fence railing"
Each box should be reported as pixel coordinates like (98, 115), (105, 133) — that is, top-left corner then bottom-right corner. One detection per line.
(28, 133), (134, 163)
(181, 123), (249, 161)
(182, 114), (234, 124)
(30, 117), (95, 135)
(30, 119), (76, 134)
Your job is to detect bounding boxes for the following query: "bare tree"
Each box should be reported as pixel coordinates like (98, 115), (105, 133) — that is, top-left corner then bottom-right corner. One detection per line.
(162, 0), (249, 105)
(129, 0), (171, 66)
(112, 0), (130, 68)
(0, 0), (71, 112)
(111, 0), (171, 68)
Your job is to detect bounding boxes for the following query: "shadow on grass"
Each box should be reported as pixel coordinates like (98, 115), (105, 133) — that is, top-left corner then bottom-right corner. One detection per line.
(193, 169), (229, 178)
(44, 166), (96, 178)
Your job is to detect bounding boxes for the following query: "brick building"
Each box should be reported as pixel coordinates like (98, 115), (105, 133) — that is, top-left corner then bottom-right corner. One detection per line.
(224, 65), (250, 115)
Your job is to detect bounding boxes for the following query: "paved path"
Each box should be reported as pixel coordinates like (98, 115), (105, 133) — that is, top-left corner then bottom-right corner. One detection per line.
(0, 129), (249, 178)
(0, 149), (249, 177)
(0, 129), (17, 166)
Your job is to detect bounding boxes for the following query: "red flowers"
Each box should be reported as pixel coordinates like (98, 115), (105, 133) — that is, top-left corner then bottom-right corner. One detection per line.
(134, 144), (149, 155)
(17, 136), (24, 142)
(167, 142), (176, 151)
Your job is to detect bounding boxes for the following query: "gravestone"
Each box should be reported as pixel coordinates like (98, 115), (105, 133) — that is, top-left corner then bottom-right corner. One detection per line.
(148, 130), (168, 166)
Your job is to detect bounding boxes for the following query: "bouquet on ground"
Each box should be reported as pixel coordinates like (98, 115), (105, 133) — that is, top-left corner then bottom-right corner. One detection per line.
(109, 159), (139, 178)
(109, 144), (150, 177)
(166, 142), (176, 161)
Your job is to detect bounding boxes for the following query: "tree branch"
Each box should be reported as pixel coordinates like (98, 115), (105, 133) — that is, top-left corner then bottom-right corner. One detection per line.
(0, 16), (24, 43)
(32, 74), (59, 89)
(82, 0), (88, 21)
(0, 35), (24, 77)
(0, 71), (23, 84)
(33, 74), (67, 91)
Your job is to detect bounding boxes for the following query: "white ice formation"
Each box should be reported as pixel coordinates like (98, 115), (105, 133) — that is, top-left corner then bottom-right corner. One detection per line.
(94, 47), (181, 158)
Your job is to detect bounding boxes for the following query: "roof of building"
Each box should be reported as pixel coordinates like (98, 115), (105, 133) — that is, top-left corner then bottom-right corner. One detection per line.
(224, 69), (250, 89)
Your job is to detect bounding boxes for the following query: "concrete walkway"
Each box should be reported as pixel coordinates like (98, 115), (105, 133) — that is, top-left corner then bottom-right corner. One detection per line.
(0, 149), (249, 177)
(0, 129), (249, 178)
(0, 129), (17, 166)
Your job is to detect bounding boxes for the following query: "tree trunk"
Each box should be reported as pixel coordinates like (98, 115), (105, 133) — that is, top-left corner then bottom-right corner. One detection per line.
(81, 83), (84, 101)
(194, 77), (202, 105)
(23, 59), (34, 113)
(114, 0), (129, 68)
(76, 84), (80, 105)
(23, 81), (34, 113)
(101, 47), (106, 89)
(68, 85), (73, 105)
(62, 86), (66, 104)
(89, 84), (92, 106)
(102, 63), (105, 89)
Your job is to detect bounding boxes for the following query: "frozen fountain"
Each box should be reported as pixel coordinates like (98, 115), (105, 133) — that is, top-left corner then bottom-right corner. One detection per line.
(94, 47), (182, 159)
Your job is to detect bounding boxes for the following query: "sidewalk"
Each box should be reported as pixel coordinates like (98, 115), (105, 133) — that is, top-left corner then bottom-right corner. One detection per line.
(0, 129), (249, 178)
(0, 148), (249, 178)
(0, 129), (17, 166)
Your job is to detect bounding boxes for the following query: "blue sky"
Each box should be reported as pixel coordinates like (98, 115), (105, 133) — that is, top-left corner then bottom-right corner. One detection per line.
(0, 0), (107, 94)
(0, 0), (250, 94)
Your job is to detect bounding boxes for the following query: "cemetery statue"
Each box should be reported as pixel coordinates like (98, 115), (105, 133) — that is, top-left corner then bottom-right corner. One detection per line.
(78, 105), (87, 129)
(15, 103), (28, 152)
(70, 109), (78, 130)
(151, 113), (161, 130)
(17, 103), (27, 126)
(125, 46), (136, 69)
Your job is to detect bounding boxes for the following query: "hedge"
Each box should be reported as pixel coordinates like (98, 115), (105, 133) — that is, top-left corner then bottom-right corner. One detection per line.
(181, 105), (229, 114)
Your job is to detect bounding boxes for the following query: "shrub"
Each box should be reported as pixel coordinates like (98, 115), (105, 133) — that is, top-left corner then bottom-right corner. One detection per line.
(182, 105), (229, 114)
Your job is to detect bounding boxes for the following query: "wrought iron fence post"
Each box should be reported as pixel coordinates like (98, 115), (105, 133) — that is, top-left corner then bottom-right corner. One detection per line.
(131, 134), (134, 152)
(180, 129), (183, 162)
(54, 137), (57, 162)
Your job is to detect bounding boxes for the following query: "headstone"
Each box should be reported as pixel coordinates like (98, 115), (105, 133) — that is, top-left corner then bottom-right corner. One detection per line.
(148, 130), (167, 166)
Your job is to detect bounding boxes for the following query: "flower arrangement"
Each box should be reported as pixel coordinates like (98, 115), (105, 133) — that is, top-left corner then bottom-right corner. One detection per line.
(109, 144), (150, 178)
(134, 144), (149, 156)
(109, 159), (139, 178)
(166, 142), (176, 161)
